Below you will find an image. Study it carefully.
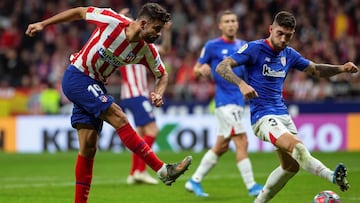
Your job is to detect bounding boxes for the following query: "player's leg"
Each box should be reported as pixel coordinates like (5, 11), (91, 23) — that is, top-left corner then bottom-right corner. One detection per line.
(277, 133), (349, 191)
(254, 115), (349, 202)
(74, 125), (98, 203)
(186, 104), (240, 196)
(232, 134), (263, 196)
(102, 103), (191, 185)
(254, 149), (298, 203)
(274, 114), (349, 191)
(252, 115), (301, 203)
(61, 66), (103, 202)
(185, 136), (229, 197)
(120, 97), (159, 184)
(129, 122), (159, 184)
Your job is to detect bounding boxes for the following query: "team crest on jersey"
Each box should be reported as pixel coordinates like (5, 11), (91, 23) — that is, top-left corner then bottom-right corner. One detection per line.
(237, 43), (248, 54)
(280, 57), (286, 66)
(221, 49), (228, 55)
(124, 52), (136, 63)
(99, 95), (108, 103)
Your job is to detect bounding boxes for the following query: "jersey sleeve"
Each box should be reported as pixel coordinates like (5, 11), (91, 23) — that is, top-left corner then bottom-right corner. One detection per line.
(229, 42), (253, 66)
(289, 48), (310, 71)
(198, 42), (212, 65)
(85, 7), (130, 28)
(140, 44), (167, 78)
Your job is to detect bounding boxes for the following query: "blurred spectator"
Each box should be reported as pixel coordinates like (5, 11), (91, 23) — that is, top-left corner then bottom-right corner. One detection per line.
(39, 81), (61, 114)
(174, 52), (197, 101)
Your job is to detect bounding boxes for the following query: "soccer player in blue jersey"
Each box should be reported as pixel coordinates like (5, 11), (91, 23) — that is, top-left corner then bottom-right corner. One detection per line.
(216, 11), (358, 203)
(185, 10), (263, 197)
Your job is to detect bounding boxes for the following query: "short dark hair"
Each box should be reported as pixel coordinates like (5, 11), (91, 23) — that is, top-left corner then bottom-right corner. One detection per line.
(273, 11), (296, 29)
(217, 10), (237, 23)
(137, 3), (171, 23)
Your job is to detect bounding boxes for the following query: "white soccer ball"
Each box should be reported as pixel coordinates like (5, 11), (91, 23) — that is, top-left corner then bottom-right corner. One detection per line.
(312, 190), (341, 203)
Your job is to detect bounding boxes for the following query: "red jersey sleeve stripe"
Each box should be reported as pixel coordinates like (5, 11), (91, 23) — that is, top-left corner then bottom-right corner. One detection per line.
(87, 7), (95, 13)
(148, 45), (166, 76)
(101, 9), (131, 24)
(148, 44), (159, 58)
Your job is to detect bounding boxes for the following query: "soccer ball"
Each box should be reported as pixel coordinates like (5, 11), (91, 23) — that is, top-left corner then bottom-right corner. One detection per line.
(313, 190), (341, 203)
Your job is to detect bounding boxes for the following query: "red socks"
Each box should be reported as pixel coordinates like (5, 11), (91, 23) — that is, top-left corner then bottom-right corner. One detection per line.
(75, 154), (93, 203)
(130, 135), (156, 174)
(117, 124), (163, 171)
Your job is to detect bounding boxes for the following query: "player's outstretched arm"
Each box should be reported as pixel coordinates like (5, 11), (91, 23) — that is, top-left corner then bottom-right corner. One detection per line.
(216, 57), (258, 100)
(25, 7), (88, 37)
(304, 61), (359, 78)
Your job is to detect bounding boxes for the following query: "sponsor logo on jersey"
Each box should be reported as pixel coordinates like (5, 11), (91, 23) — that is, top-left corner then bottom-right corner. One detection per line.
(98, 47), (122, 67)
(262, 64), (286, 77)
(221, 49), (228, 55)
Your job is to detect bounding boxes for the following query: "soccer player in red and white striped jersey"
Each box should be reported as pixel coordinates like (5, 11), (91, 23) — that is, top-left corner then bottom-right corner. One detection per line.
(117, 16), (172, 185)
(25, 3), (191, 203)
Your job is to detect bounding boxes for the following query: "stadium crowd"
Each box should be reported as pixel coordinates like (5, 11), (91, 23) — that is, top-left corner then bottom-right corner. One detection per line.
(0, 0), (359, 115)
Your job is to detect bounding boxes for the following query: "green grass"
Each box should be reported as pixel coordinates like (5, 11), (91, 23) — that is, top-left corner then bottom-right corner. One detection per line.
(0, 151), (359, 203)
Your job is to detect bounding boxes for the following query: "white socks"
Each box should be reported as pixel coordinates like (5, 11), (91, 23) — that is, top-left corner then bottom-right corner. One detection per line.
(156, 164), (167, 177)
(237, 158), (256, 189)
(255, 166), (295, 203)
(291, 143), (333, 182)
(255, 143), (335, 203)
(192, 150), (257, 190)
(192, 150), (218, 182)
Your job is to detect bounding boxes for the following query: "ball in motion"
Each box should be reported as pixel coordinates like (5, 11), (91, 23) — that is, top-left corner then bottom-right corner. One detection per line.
(313, 190), (341, 203)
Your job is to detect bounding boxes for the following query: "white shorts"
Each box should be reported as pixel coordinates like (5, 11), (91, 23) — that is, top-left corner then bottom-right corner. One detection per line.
(215, 104), (246, 138)
(251, 114), (298, 145)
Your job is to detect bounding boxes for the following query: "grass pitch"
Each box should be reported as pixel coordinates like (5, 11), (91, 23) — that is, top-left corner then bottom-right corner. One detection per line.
(0, 150), (359, 203)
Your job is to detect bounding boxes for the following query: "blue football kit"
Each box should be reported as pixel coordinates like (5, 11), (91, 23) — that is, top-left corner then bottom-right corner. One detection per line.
(199, 37), (247, 108)
(230, 39), (310, 124)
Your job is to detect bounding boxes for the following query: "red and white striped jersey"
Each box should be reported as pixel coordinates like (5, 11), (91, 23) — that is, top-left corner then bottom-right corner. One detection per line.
(70, 7), (166, 83)
(119, 64), (149, 99)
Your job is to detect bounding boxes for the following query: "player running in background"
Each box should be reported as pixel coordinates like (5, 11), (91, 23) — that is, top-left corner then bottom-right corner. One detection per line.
(117, 8), (173, 185)
(185, 10), (263, 197)
(216, 11), (357, 203)
(25, 3), (191, 203)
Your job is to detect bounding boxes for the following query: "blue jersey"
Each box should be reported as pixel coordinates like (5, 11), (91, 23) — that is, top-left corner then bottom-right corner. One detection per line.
(230, 39), (310, 124)
(199, 37), (247, 107)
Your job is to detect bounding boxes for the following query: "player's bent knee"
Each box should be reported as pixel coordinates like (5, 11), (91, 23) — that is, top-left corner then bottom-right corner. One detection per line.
(282, 162), (300, 173)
